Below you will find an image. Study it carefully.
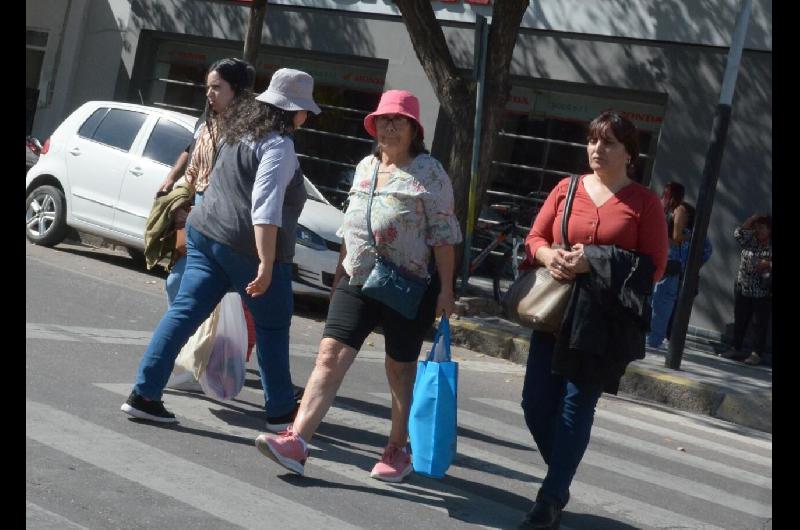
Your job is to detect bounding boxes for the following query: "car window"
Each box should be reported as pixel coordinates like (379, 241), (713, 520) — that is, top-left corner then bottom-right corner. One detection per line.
(91, 109), (147, 152)
(143, 119), (193, 166)
(77, 108), (109, 139)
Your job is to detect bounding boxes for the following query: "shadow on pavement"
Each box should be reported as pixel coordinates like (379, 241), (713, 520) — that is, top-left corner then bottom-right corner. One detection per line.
(276, 430), (536, 529)
(123, 417), (255, 447)
(53, 243), (168, 278)
(333, 394), (532, 453)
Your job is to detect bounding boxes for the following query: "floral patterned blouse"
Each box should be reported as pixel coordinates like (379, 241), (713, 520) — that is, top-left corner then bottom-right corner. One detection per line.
(734, 227), (772, 298)
(338, 154), (462, 285)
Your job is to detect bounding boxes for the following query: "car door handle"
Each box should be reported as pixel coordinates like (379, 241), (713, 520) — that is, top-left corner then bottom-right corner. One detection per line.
(69, 148), (81, 156)
(129, 167), (144, 176)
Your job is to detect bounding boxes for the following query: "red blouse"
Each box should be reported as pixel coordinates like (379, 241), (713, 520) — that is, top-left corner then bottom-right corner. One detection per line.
(525, 175), (668, 282)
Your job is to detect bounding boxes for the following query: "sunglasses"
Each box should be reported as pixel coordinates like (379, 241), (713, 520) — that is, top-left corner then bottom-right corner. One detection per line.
(375, 115), (411, 129)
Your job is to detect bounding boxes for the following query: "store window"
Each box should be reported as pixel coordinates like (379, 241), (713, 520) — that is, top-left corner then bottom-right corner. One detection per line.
(487, 84), (666, 229)
(131, 35), (386, 208)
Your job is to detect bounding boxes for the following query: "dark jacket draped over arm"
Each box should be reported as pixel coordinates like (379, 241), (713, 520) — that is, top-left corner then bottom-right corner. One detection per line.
(552, 245), (655, 394)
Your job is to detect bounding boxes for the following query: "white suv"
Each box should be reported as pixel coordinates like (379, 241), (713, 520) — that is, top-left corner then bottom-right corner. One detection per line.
(26, 101), (196, 252)
(26, 101), (344, 297)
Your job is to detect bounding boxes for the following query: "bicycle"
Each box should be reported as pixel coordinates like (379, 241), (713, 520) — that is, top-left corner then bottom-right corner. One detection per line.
(463, 202), (535, 302)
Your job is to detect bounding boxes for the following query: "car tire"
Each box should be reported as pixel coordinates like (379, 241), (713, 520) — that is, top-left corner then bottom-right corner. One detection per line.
(25, 185), (68, 247)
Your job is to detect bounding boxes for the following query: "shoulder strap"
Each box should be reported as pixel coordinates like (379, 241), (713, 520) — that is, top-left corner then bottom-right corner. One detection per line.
(561, 175), (579, 248)
(365, 159), (380, 249)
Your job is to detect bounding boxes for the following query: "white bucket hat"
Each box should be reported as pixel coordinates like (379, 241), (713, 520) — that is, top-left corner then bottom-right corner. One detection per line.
(255, 68), (321, 115)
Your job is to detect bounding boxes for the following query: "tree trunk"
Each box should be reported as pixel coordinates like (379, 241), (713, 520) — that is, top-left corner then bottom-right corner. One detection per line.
(394, 0), (529, 270)
(243, 0), (268, 87)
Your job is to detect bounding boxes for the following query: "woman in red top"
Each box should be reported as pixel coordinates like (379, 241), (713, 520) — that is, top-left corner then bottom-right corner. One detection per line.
(518, 112), (667, 529)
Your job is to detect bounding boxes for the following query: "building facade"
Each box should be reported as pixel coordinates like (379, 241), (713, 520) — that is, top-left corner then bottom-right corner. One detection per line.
(26, 0), (772, 343)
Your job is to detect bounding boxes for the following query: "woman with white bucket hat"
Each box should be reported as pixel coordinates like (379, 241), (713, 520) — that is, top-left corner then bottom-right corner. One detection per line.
(122, 68), (320, 431)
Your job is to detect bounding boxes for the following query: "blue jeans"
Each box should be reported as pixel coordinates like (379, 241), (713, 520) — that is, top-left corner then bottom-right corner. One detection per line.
(134, 223), (296, 417)
(647, 273), (679, 347)
(520, 331), (603, 508)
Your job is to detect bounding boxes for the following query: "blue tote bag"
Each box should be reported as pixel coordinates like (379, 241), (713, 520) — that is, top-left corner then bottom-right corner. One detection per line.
(408, 315), (458, 478)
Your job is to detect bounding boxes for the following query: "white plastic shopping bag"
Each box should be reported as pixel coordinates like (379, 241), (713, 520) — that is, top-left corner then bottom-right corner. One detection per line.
(198, 292), (248, 400)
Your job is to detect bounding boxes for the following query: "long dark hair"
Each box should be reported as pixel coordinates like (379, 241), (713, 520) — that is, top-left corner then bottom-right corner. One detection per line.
(203, 58), (255, 152)
(662, 181), (686, 213)
(219, 100), (300, 145)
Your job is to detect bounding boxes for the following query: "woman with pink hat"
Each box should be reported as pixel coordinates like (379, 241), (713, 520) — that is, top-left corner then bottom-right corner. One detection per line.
(256, 89), (462, 482)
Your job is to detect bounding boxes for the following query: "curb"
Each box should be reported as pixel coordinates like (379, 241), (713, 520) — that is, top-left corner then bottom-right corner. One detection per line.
(448, 317), (772, 433)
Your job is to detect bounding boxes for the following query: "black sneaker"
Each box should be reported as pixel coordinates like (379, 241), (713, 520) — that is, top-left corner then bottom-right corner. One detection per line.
(266, 404), (299, 433)
(121, 391), (177, 423)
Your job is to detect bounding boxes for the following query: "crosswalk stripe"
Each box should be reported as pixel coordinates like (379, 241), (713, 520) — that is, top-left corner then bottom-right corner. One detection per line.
(471, 398), (771, 489)
(25, 324), (80, 342)
(87, 383), (760, 528)
(289, 346), (525, 374)
(249, 389), (726, 530)
(474, 397), (772, 468)
(26, 399), (360, 530)
(383, 394), (770, 518)
(95, 383), (529, 530)
(26, 322), (522, 375)
(368, 393), (728, 529)
(26, 501), (90, 530)
(619, 401), (772, 450)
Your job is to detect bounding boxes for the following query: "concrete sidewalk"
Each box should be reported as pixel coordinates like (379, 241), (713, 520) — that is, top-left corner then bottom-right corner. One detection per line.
(451, 288), (772, 433)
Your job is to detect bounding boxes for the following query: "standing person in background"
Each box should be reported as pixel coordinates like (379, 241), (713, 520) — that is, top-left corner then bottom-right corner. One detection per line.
(255, 89), (462, 483)
(518, 111), (667, 529)
(721, 214), (772, 366)
(647, 182), (711, 350)
(121, 68), (321, 429)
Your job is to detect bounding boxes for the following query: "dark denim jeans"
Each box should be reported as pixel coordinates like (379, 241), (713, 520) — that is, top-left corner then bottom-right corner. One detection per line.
(647, 273), (679, 347)
(134, 223), (296, 417)
(520, 331), (603, 508)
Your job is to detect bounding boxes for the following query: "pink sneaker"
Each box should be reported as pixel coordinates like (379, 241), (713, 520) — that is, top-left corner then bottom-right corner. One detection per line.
(370, 443), (412, 483)
(255, 428), (309, 476)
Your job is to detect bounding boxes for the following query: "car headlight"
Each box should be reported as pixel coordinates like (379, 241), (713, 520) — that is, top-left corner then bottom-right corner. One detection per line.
(296, 224), (327, 251)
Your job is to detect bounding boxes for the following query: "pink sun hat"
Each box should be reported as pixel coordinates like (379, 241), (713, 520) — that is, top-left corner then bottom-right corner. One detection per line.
(363, 90), (424, 139)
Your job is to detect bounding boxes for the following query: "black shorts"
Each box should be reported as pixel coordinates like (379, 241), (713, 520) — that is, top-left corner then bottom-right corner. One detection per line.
(322, 273), (441, 363)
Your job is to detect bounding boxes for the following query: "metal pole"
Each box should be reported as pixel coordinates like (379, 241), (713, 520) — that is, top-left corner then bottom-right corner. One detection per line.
(666, 0), (752, 369)
(459, 14), (489, 296)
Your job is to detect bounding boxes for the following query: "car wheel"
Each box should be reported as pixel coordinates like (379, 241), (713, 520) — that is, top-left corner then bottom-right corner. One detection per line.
(25, 185), (68, 247)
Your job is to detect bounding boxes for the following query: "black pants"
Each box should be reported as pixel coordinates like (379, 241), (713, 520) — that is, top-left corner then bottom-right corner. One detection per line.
(733, 289), (771, 354)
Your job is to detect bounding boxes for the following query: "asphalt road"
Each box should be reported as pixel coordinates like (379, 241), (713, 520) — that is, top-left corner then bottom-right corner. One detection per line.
(26, 240), (772, 529)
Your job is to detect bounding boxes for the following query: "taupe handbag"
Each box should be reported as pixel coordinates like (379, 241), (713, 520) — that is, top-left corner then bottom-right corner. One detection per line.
(501, 175), (579, 334)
